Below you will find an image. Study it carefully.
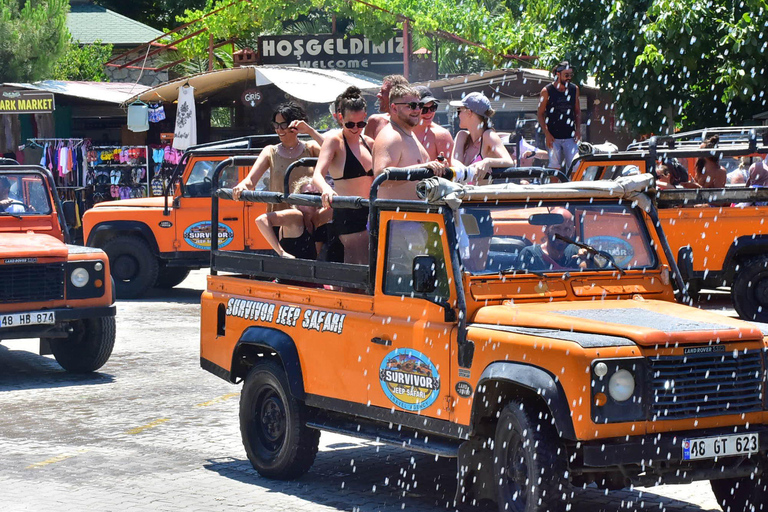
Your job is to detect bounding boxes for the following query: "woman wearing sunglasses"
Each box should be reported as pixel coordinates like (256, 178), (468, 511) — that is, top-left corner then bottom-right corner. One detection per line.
(232, 102), (323, 210)
(255, 176), (331, 259)
(312, 86), (374, 264)
(450, 92), (514, 182)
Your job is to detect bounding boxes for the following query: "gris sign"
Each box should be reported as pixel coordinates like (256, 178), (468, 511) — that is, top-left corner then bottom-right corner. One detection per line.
(258, 33), (404, 75)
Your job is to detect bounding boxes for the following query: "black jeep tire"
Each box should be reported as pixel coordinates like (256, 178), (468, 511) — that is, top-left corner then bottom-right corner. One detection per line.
(732, 255), (768, 322)
(47, 317), (116, 373)
(240, 360), (319, 479)
(493, 400), (568, 512)
(710, 468), (768, 512)
(103, 235), (159, 299)
(154, 266), (191, 289)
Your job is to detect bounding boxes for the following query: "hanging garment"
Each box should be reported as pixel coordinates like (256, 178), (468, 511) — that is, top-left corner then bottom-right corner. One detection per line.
(127, 103), (150, 132)
(148, 104), (166, 123)
(173, 85), (197, 150)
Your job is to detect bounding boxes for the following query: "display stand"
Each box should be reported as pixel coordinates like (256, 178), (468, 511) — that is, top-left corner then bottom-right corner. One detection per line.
(88, 145), (150, 204)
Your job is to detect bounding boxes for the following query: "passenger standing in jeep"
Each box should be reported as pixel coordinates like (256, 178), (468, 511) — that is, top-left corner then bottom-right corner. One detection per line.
(232, 103), (323, 210)
(372, 84), (445, 200)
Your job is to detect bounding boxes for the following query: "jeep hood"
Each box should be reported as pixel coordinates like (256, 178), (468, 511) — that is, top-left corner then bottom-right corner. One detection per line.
(90, 197), (166, 208)
(0, 232), (67, 261)
(471, 298), (763, 346)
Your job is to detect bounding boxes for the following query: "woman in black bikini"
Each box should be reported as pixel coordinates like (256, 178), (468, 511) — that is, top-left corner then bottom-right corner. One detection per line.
(255, 177), (332, 259)
(313, 86), (374, 264)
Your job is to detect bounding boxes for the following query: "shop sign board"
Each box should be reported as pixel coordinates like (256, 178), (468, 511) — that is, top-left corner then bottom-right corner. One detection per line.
(258, 33), (404, 75)
(0, 88), (55, 114)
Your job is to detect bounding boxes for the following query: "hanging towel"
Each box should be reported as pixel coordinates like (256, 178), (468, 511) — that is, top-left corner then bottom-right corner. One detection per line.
(127, 103), (150, 132)
(173, 85), (197, 150)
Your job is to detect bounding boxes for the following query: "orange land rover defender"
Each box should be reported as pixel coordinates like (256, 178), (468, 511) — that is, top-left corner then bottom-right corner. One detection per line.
(570, 130), (768, 323)
(82, 137), (282, 299)
(201, 167), (768, 512)
(0, 165), (115, 372)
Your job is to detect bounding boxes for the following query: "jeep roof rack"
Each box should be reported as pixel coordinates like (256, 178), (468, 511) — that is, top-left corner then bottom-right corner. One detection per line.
(627, 126), (768, 151)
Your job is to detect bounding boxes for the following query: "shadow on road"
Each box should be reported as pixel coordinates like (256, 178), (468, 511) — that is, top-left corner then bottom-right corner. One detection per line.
(204, 444), (718, 512)
(0, 345), (114, 390)
(117, 285), (204, 305)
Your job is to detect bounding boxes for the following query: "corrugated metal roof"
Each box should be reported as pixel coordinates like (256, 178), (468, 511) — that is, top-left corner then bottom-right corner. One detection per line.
(4, 81), (151, 104)
(67, 4), (164, 46)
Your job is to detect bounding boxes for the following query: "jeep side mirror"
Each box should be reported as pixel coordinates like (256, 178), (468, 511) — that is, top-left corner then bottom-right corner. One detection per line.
(61, 200), (77, 227)
(412, 255), (437, 294)
(677, 246), (693, 281)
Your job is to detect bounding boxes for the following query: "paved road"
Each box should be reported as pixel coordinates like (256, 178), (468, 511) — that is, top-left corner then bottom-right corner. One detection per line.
(0, 272), (741, 511)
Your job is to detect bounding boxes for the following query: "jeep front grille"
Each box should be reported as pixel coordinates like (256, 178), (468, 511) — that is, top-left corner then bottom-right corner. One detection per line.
(0, 263), (65, 303)
(649, 350), (764, 419)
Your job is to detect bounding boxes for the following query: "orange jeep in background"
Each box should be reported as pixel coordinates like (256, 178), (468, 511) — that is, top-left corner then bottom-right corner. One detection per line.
(82, 137), (283, 299)
(0, 165), (115, 372)
(200, 166), (768, 512)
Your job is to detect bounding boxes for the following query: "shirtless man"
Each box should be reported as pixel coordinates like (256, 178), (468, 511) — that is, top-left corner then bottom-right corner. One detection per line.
(364, 74), (409, 140)
(412, 86), (453, 161)
(372, 84), (445, 199)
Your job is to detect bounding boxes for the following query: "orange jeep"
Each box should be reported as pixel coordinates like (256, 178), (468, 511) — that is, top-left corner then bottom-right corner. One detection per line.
(570, 132), (768, 322)
(82, 137), (284, 298)
(200, 166), (768, 512)
(0, 165), (115, 372)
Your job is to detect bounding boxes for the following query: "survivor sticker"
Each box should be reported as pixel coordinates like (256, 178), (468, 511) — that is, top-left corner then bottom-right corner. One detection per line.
(225, 299), (345, 334)
(183, 221), (234, 250)
(379, 349), (440, 411)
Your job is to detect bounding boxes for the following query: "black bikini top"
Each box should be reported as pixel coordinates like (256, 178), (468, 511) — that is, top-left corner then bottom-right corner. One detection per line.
(336, 135), (373, 181)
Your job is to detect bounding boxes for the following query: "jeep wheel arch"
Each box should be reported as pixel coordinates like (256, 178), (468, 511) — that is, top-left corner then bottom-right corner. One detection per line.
(86, 221), (160, 255)
(231, 327), (305, 400)
(471, 362), (576, 440)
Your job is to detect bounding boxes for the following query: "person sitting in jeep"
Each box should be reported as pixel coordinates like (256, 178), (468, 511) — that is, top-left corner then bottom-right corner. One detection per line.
(0, 176), (24, 213)
(517, 207), (587, 271)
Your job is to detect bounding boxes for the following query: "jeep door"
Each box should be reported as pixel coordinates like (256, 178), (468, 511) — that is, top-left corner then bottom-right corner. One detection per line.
(367, 211), (456, 421)
(173, 156), (251, 253)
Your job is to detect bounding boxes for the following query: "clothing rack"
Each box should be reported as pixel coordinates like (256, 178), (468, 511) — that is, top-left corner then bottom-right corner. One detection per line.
(26, 138), (87, 149)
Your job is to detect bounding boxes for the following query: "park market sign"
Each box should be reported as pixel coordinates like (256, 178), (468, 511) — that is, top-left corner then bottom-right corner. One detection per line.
(0, 88), (55, 114)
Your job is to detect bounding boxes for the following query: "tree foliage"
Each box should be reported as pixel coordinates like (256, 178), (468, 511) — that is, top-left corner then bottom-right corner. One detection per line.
(51, 41), (113, 82)
(94, 0), (207, 30)
(559, 0), (768, 132)
(0, 0), (70, 82)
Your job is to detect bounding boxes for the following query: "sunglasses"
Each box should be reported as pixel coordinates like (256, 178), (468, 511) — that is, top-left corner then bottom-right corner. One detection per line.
(393, 101), (424, 111)
(421, 104), (438, 114)
(344, 121), (367, 129)
(271, 121), (291, 130)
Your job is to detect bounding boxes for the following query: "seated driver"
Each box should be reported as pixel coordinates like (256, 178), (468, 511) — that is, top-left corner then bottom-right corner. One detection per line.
(518, 207), (587, 271)
(0, 177), (24, 213)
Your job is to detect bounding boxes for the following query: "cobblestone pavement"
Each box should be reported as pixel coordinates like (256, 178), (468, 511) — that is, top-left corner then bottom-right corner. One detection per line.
(0, 272), (745, 511)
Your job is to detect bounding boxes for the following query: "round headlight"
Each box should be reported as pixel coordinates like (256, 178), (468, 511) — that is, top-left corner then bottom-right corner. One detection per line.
(70, 267), (90, 288)
(608, 369), (635, 402)
(594, 362), (609, 378)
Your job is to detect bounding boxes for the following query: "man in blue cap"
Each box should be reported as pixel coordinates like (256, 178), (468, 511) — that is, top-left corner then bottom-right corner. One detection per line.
(537, 61), (581, 172)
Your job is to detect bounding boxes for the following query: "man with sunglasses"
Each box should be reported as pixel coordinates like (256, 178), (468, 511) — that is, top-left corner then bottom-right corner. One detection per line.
(372, 84), (446, 199)
(412, 86), (454, 161)
(364, 74), (409, 140)
(537, 61), (581, 172)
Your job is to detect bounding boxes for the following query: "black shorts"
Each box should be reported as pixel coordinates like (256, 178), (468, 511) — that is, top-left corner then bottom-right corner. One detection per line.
(333, 207), (369, 235)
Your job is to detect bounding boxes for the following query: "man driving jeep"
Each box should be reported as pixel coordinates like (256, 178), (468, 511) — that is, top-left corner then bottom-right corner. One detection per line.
(0, 176), (24, 213)
(517, 207), (587, 271)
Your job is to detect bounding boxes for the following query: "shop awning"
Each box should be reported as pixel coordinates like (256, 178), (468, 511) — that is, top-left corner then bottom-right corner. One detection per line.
(124, 65), (382, 106)
(3, 80), (151, 105)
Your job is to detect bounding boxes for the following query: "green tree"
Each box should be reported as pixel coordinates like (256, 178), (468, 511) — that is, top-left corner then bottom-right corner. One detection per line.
(0, 0), (70, 82)
(51, 41), (114, 81)
(559, 0), (768, 132)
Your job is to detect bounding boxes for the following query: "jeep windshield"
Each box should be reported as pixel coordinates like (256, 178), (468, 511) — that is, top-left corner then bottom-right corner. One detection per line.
(458, 202), (658, 275)
(0, 173), (52, 216)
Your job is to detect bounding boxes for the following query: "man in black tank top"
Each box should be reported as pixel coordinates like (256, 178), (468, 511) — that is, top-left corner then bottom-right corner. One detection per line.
(537, 61), (581, 171)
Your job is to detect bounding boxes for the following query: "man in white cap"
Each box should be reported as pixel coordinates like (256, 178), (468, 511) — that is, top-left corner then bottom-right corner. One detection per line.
(412, 85), (453, 161)
(537, 61), (581, 171)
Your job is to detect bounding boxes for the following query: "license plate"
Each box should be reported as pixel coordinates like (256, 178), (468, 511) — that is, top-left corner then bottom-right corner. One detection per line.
(0, 311), (56, 329)
(683, 433), (759, 461)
